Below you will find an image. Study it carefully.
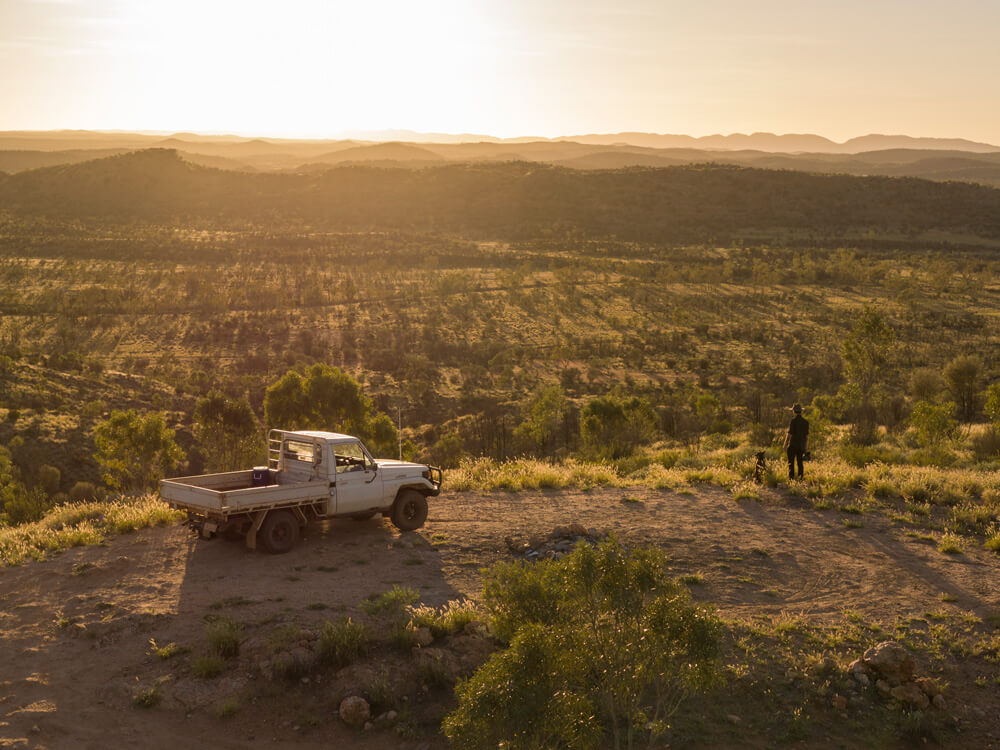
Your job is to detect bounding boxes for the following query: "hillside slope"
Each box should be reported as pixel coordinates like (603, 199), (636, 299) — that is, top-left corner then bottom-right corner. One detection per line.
(4, 149), (1000, 243)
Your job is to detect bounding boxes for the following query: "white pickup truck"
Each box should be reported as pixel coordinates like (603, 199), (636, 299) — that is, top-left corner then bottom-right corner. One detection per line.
(159, 429), (442, 554)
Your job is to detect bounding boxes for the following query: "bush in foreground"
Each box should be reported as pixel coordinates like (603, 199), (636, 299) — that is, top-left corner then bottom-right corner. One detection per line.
(444, 538), (722, 750)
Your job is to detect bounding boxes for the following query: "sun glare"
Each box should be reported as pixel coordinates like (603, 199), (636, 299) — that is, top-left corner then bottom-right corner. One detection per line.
(102, 0), (504, 136)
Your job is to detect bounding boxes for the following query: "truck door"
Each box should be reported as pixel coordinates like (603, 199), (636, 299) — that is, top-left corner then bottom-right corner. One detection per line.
(332, 440), (382, 514)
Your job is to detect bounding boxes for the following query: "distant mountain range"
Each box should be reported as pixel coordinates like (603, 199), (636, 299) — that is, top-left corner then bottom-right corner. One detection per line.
(2, 130), (1000, 188)
(336, 129), (1000, 153)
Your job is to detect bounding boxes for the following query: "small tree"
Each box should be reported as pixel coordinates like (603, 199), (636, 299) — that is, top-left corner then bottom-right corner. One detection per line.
(93, 410), (185, 492)
(944, 355), (982, 422)
(840, 306), (895, 441)
(513, 384), (568, 457)
(842, 306), (896, 400)
(984, 383), (1000, 426)
(37, 464), (61, 496)
(429, 431), (466, 469)
(909, 368), (944, 402)
(910, 400), (957, 447)
(193, 392), (261, 472)
(263, 365), (397, 453)
(580, 395), (656, 459)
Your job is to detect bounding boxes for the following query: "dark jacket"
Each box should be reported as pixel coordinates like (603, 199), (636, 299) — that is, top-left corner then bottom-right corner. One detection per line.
(787, 415), (809, 451)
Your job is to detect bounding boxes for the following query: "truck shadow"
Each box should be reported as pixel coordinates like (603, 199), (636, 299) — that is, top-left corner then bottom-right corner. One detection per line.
(173, 515), (465, 625)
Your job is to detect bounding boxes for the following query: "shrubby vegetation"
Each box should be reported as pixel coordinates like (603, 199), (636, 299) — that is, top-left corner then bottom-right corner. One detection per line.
(264, 363), (398, 457)
(0, 495), (181, 565)
(2, 160), (1000, 541)
(444, 538), (722, 749)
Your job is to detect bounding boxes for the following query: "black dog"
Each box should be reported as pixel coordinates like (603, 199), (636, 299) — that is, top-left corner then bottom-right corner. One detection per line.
(753, 451), (767, 483)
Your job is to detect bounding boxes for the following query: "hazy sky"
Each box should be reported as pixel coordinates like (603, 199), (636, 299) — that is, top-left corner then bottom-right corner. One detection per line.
(2, 0), (999, 142)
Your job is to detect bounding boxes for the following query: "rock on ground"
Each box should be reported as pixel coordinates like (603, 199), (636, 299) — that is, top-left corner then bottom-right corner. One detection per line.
(338, 695), (371, 728)
(863, 641), (915, 685)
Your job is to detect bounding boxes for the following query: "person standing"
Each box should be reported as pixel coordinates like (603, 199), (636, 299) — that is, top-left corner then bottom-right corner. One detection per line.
(784, 404), (809, 480)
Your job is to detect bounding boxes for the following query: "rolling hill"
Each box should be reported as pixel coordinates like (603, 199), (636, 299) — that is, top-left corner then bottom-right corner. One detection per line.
(3, 148), (1000, 244)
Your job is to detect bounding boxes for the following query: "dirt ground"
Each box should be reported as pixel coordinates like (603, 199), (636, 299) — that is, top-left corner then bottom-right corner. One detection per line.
(2, 486), (999, 749)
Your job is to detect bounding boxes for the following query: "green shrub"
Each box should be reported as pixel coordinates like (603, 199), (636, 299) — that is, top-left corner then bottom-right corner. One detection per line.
(985, 530), (1000, 553)
(133, 685), (161, 708)
(971, 427), (1000, 463)
(910, 400), (958, 447)
(192, 653), (225, 678)
(213, 697), (240, 718)
(317, 617), (369, 667)
(937, 533), (963, 554)
(149, 640), (188, 660)
(408, 599), (479, 638)
(37, 464), (61, 495)
(2, 486), (51, 525)
(206, 617), (242, 658)
(68, 482), (99, 502)
(838, 441), (900, 467)
(949, 502), (1000, 536)
(388, 622), (421, 651)
(445, 538), (722, 749)
(362, 585), (418, 620)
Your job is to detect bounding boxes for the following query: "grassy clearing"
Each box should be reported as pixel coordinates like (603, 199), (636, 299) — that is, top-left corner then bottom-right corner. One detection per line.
(448, 457), (622, 491)
(0, 495), (182, 566)
(446, 441), (1000, 551)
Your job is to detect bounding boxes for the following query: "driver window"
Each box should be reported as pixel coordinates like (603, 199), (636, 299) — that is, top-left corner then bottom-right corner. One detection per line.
(335, 442), (365, 474)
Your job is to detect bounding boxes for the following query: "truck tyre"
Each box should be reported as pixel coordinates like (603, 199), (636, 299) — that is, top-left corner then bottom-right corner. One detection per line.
(260, 510), (300, 554)
(391, 490), (428, 532)
(350, 511), (378, 521)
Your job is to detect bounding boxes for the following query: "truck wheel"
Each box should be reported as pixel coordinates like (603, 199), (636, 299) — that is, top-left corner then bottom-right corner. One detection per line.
(260, 510), (300, 554)
(391, 490), (428, 532)
(350, 511), (378, 521)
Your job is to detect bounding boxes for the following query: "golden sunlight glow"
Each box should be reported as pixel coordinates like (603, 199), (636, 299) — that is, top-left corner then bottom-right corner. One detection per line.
(2, 0), (1000, 141)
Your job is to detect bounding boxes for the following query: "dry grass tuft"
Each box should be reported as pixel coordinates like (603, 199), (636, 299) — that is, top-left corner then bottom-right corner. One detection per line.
(0, 495), (182, 566)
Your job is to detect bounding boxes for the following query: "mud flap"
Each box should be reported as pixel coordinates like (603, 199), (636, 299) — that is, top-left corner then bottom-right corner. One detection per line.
(245, 510), (268, 551)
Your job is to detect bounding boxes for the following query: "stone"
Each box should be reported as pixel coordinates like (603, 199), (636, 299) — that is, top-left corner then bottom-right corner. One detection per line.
(863, 641), (914, 685)
(848, 658), (871, 676)
(854, 673), (870, 687)
(338, 696), (371, 728)
(414, 627), (433, 647)
(932, 694), (947, 711)
(890, 682), (930, 710)
(915, 677), (939, 697)
(875, 680), (892, 697)
(726, 714), (741, 725)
